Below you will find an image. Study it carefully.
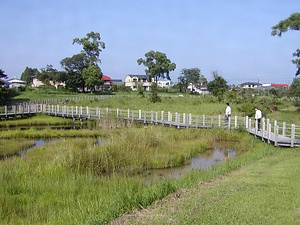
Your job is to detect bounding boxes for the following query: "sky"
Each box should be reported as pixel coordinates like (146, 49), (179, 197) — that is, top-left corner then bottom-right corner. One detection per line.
(1, 0), (299, 84)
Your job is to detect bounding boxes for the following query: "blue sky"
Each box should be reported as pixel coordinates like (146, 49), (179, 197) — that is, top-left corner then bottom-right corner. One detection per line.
(1, 0), (299, 84)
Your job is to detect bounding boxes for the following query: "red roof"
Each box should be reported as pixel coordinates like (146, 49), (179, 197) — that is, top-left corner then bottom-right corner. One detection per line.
(270, 83), (290, 87)
(102, 75), (111, 81)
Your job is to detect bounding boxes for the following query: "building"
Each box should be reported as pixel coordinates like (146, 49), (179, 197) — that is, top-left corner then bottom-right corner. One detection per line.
(240, 82), (261, 89)
(157, 80), (174, 88)
(7, 77), (26, 88)
(124, 74), (153, 91)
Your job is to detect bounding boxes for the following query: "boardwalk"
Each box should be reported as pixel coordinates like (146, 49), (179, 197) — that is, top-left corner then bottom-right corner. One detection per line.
(0, 104), (299, 147)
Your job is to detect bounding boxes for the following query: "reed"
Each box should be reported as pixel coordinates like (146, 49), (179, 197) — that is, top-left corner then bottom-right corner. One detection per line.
(0, 139), (35, 158)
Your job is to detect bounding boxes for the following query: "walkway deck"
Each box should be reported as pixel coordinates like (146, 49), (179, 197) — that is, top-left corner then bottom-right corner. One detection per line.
(0, 104), (299, 147)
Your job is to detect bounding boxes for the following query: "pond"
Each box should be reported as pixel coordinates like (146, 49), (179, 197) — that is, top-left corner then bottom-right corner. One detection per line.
(143, 142), (238, 179)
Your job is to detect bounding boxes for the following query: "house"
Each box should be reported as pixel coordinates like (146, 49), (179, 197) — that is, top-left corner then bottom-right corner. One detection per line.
(32, 77), (45, 87)
(124, 74), (153, 91)
(7, 77), (26, 88)
(261, 83), (290, 90)
(187, 83), (209, 94)
(240, 82), (261, 89)
(157, 80), (174, 88)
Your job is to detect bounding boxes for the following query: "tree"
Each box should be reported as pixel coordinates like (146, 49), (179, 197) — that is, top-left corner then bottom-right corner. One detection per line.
(60, 53), (87, 91)
(82, 65), (103, 93)
(73, 31), (105, 66)
(137, 50), (176, 103)
(137, 50), (176, 83)
(0, 69), (17, 105)
(179, 68), (203, 93)
(20, 67), (39, 85)
(272, 13), (300, 76)
(0, 69), (7, 85)
(207, 70), (228, 101)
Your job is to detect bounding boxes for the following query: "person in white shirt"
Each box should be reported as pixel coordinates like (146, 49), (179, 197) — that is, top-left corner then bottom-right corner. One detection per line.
(255, 107), (262, 131)
(225, 103), (231, 125)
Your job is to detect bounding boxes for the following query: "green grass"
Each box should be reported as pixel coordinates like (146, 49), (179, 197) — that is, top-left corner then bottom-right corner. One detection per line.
(0, 127), (255, 224)
(0, 139), (35, 158)
(119, 148), (300, 225)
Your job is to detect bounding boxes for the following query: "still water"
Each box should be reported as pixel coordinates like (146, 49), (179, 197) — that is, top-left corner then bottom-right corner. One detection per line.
(143, 144), (237, 179)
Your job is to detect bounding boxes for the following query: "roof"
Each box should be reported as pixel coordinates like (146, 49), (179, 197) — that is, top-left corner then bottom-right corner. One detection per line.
(102, 75), (111, 81)
(270, 83), (290, 87)
(126, 74), (148, 79)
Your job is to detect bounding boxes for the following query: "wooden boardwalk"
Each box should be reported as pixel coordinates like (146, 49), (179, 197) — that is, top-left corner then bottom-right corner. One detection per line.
(0, 104), (299, 147)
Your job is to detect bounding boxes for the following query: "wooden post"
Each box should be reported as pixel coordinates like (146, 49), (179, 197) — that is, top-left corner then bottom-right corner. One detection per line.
(268, 124), (271, 144)
(234, 116), (237, 129)
(161, 111), (164, 124)
(282, 122), (286, 136)
(249, 118), (252, 131)
(131, 110), (134, 122)
(183, 113), (186, 125)
(291, 124), (295, 148)
(274, 124), (278, 146)
(228, 116), (231, 129)
(202, 114), (205, 126)
(245, 116), (249, 129)
(155, 112), (158, 124)
(151, 110), (154, 123)
(196, 116), (199, 128)
(144, 111), (146, 124)
(139, 109), (142, 119)
(218, 115), (221, 127)
(116, 108), (119, 117)
(211, 116), (214, 128)
(189, 113), (192, 125)
(127, 109), (130, 119)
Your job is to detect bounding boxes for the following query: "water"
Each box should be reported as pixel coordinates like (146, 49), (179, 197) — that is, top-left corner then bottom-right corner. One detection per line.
(143, 144), (236, 179)
(19, 139), (57, 157)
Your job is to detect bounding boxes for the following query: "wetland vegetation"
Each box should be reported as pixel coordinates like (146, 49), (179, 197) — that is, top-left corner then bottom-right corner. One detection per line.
(0, 94), (299, 224)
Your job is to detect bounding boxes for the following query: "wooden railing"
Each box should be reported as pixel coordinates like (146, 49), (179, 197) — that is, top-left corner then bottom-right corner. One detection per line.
(0, 104), (299, 147)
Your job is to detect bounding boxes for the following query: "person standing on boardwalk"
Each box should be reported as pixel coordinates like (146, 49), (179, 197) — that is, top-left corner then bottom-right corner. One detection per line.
(255, 107), (262, 131)
(225, 103), (231, 126)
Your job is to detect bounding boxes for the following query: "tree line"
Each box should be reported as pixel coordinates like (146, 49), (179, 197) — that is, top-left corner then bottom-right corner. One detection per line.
(1, 13), (300, 105)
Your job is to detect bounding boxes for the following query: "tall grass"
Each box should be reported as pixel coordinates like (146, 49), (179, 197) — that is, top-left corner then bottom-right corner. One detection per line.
(0, 125), (263, 224)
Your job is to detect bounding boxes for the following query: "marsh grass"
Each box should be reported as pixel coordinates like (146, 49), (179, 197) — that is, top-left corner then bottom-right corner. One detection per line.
(0, 139), (35, 158)
(0, 114), (73, 127)
(0, 125), (262, 224)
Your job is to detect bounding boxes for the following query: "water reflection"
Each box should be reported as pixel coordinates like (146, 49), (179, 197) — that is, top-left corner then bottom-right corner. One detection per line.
(19, 139), (57, 157)
(144, 145), (236, 179)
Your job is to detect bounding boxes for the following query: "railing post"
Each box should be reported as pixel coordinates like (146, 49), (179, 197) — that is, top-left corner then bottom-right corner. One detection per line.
(245, 116), (249, 129)
(144, 111), (146, 124)
(196, 116), (199, 128)
(274, 124), (278, 146)
(155, 112), (158, 124)
(211, 116), (214, 128)
(139, 109), (142, 119)
(202, 114), (205, 126)
(151, 110), (154, 123)
(282, 122), (286, 136)
(291, 124), (295, 147)
(228, 116), (231, 129)
(234, 116), (237, 129)
(189, 113), (192, 125)
(218, 115), (221, 127)
(183, 113), (186, 125)
(161, 111), (164, 124)
(268, 123), (271, 144)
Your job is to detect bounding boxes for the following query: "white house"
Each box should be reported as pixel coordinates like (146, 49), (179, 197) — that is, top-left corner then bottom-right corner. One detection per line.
(157, 80), (174, 88)
(124, 74), (153, 91)
(7, 77), (26, 88)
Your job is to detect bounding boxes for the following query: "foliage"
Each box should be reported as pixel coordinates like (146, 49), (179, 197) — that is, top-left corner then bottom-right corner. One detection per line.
(137, 50), (176, 83)
(20, 67), (39, 85)
(82, 65), (103, 93)
(60, 53), (87, 91)
(207, 71), (228, 101)
(148, 83), (161, 103)
(178, 68), (205, 93)
(272, 12), (300, 76)
(73, 31), (105, 66)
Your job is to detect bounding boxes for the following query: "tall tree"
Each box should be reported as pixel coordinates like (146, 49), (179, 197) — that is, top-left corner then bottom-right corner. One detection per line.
(20, 67), (39, 85)
(179, 68), (202, 92)
(137, 50), (176, 83)
(271, 13), (300, 76)
(73, 31), (105, 66)
(137, 50), (176, 103)
(82, 65), (103, 93)
(60, 53), (87, 91)
(207, 70), (228, 101)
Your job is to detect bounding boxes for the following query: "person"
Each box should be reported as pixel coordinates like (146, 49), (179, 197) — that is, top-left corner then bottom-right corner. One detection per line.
(255, 107), (262, 131)
(225, 103), (231, 125)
